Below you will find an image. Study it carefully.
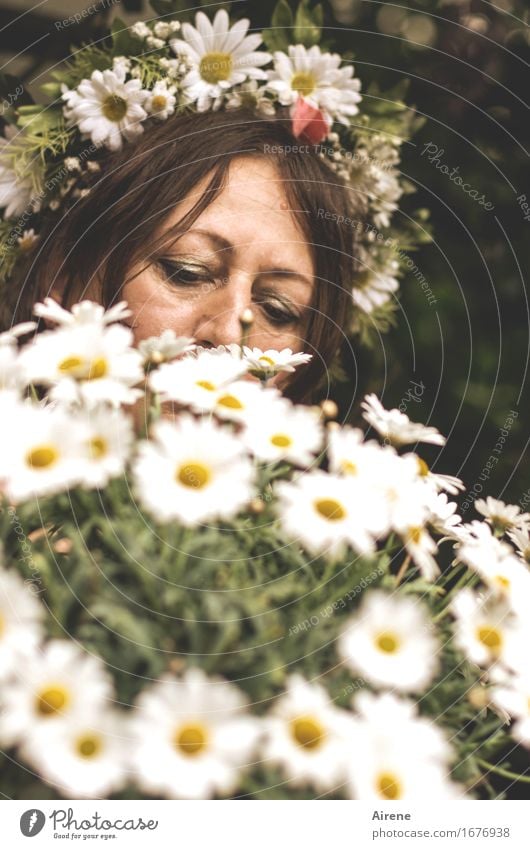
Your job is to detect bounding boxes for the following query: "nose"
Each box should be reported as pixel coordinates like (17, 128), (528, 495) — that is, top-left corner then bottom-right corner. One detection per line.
(193, 275), (250, 348)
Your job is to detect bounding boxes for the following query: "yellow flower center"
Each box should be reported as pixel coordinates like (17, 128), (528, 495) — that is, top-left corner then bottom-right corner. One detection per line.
(175, 723), (208, 757)
(76, 734), (102, 759)
(377, 771), (402, 800)
(270, 434), (292, 448)
(88, 437), (108, 459)
(151, 94), (168, 111)
(258, 355), (276, 366)
(102, 94), (128, 122)
(87, 357), (108, 380)
(417, 457), (430, 477)
(493, 575), (511, 591)
(217, 393), (244, 410)
(408, 526), (423, 545)
(314, 498), (346, 521)
(58, 355), (108, 380)
(199, 52), (233, 84)
(375, 631), (401, 654)
(477, 625), (503, 653)
(176, 462), (211, 489)
(341, 459), (357, 475)
(58, 355), (84, 374)
(196, 379), (217, 391)
(36, 685), (70, 717)
(25, 445), (59, 470)
(290, 716), (326, 750)
(291, 71), (317, 97)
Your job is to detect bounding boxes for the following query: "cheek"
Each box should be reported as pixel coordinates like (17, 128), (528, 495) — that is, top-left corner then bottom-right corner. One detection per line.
(122, 274), (202, 343)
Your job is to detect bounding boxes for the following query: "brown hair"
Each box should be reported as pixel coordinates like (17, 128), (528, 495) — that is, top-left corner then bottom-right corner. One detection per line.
(9, 108), (364, 402)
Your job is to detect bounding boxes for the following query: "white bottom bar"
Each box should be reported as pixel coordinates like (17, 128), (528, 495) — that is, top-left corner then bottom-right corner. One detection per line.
(3, 800), (529, 848)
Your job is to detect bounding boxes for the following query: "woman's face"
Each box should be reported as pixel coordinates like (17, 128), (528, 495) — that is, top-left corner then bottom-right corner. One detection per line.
(121, 157), (315, 354)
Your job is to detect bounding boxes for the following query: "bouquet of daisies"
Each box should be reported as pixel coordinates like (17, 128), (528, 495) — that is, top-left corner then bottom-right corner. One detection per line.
(0, 299), (529, 800)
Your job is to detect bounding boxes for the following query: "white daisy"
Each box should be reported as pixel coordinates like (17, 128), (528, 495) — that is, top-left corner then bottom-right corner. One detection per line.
(491, 672), (530, 749)
(0, 640), (113, 750)
(75, 406), (134, 489)
(0, 125), (35, 218)
(211, 379), (277, 424)
(275, 470), (376, 557)
(242, 396), (323, 466)
(148, 349), (248, 411)
(28, 711), (129, 798)
(267, 44), (361, 127)
(475, 497), (530, 532)
(401, 524), (440, 581)
(451, 588), (526, 670)
(426, 491), (463, 537)
(344, 691), (458, 800)
(345, 735), (460, 800)
(170, 10), (271, 112)
(18, 322), (144, 407)
(262, 674), (355, 792)
(349, 136), (403, 229)
(0, 568), (44, 681)
(0, 323), (34, 396)
(129, 668), (261, 799)
(0, 401), (83, 503)
(413, 454), (465, 495)
(62, 65), (149, 151)
(145, 80), (177, 120)
(361, 393), (446, 446)
(507, 524), (530, 565)
(242, 346), (312, 378)
(338, 591), (440, 692)
(34, 297), (132, 328)
(138, 329), (195, 366)
(327, 425), (383, 478)
(457, 544), (530, 616)
(134, 415), (255, 525)
(352, 255), (399, 313)
(364, 448), (431, 536)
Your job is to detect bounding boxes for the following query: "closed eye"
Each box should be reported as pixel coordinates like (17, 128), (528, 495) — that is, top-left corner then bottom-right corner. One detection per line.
(157, 259), (213, 285)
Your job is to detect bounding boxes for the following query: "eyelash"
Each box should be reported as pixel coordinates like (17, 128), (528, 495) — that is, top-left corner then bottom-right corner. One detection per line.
(157, 260), (300, 327)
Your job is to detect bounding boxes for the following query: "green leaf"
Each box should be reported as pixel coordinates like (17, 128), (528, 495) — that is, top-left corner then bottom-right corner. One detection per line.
(273, 0), (294, 31)
(262, 1), (295, 53)
(293, 0), (322, 47)
(40, 82), (63, 99)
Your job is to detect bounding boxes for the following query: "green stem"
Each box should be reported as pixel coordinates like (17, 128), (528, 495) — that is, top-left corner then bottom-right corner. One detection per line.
(477, 758), (530, 784)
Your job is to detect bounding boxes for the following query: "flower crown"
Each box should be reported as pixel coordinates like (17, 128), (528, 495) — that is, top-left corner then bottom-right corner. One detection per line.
(0, 1), (428, 340)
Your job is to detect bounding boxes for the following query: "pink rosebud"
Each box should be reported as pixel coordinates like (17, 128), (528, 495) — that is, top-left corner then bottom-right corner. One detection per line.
(291, 97), (330, 144)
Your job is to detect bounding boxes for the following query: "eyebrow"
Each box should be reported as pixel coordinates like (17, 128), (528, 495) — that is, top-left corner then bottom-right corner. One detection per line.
(183, 228), (314, 289)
